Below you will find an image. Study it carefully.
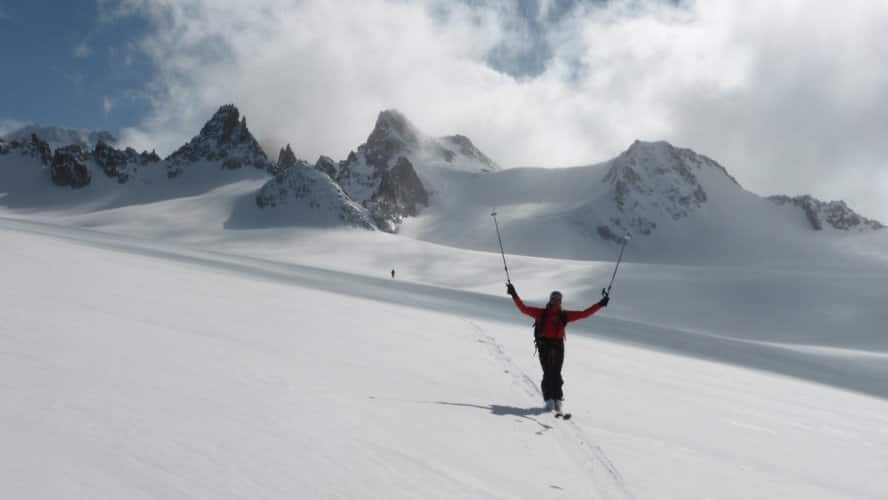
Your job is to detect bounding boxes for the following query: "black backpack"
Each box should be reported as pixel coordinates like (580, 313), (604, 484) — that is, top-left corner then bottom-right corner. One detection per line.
(533, 306), (567, 354)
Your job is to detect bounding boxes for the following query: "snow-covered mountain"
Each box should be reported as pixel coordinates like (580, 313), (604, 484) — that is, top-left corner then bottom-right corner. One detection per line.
(597, 140), (738, 240)
(2, 105), (885, 264)
(768, 194), (884, 232)
(398, 138), (884, 264)
(227, 152), (376, 230)
(320, 109), (498, 231)
(2, 125), (116, 151)
(0, 106), (268, 213)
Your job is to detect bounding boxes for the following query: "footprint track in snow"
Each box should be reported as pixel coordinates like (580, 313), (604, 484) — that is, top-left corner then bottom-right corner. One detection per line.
(467, 320), (635, 500)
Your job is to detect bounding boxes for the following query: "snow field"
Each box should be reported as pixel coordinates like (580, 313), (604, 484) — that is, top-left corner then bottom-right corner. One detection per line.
(1, 220), (887, 499)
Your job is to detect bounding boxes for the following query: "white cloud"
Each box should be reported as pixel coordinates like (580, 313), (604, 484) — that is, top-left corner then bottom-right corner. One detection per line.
(112, 0), (888, 221)
(74, 40), (92, 58)
(103, 96), (114, 115)
(0, 119), (28, 137)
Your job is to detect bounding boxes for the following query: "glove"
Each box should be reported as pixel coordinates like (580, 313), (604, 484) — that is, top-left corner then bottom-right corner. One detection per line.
(597, 295), (610, 307)
(506, 283), (517, 297)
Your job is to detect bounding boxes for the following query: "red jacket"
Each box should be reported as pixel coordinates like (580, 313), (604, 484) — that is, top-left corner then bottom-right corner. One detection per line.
(511, 294), (603, 339)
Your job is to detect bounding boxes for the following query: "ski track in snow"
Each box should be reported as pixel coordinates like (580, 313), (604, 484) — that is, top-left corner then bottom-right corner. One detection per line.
(467, 320), (635, 500)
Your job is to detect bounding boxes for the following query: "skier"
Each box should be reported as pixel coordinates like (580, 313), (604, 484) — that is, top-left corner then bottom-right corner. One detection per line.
(506, 283), (609, 416)
(391, 269), (395, 279)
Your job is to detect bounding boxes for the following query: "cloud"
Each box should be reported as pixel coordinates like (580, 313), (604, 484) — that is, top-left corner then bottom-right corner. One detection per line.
(103, 96), (114, 115)
(0, 119), (28, 137)
(109, 0), (888, 221)
(74, 40), (92, 58)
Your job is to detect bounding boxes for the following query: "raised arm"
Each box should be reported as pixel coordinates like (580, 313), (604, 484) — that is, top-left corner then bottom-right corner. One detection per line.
(564, 295), (610, 323)
(507, 283), (542, 319)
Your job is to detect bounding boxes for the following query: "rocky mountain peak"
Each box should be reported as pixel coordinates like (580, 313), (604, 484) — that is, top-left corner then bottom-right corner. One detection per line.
(624, 139), (672, 158)
(327, 109), (500, 232)
(367, 109), (422, 149)
(166, 104), (270, 176)
(360, 109), (424, 172)
(277, 144), (298, 168)
(198, 104), (247, 145)
(618, 140), (740, 186)
(596, 140), (742, 240)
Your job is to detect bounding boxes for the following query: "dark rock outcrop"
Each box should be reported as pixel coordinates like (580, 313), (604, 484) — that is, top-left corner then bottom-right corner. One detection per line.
(277, 144), (298, 169)
(1, 134), (53, 165)
(314, 156), (338, 179)
(93, 141), (160, 183)
(50, 145), (92, 188)
(367, 156), (429, 231)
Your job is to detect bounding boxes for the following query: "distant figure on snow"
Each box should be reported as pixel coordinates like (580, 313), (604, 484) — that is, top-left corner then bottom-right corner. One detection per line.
(391, 269), (395, 279)
(506, 284), (609, 414)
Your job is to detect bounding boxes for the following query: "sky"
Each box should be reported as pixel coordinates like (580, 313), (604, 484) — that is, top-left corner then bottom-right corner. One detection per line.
(1, 0), (887, 222)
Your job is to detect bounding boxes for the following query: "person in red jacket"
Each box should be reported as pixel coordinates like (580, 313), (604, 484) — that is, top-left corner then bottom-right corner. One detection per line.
(507, 283), (609, 413)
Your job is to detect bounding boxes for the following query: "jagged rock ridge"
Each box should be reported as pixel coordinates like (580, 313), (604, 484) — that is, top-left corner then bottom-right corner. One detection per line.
(320, 109), (497, 231)
(93, 141), (161, 183)
(0, 134), (53, 164)
(166, 104), (271, 177)
(277, 144), (299, 169)
(1, 131), (162, 189)
(768, 194), (884, 232)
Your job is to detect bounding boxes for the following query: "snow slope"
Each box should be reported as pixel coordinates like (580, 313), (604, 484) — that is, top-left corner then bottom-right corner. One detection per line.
(1, 217), (887, 499)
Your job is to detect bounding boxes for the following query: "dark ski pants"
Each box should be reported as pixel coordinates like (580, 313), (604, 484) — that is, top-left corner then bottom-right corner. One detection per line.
(536, 337), (565, 401)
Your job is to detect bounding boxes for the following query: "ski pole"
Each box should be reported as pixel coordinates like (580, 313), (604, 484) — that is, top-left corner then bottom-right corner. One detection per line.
(491, 211), (512, 284)
(603, 232), (631, 297)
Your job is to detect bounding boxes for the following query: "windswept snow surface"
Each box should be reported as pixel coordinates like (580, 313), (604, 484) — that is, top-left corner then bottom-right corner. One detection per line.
(1, 216), (887, 499)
